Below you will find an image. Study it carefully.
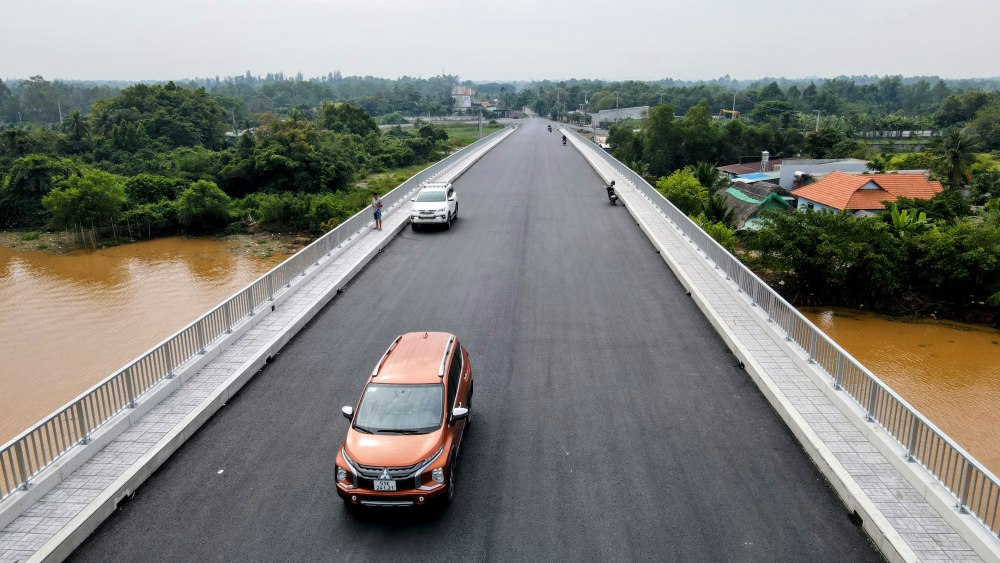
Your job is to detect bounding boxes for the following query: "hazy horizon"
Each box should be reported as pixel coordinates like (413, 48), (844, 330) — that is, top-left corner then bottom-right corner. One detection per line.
(3, 0), (999, 83)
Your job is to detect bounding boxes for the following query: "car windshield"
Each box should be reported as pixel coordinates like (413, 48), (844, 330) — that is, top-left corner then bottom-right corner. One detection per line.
(415, 191), (447, 202)
(353, 384), (443, 434)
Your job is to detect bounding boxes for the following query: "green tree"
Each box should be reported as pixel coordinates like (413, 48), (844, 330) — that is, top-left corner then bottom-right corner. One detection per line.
(63, 110), (91, 141)
(608, 118), (643, 167)
(743, 211), (905, 309)
(967, 99), (1000, 151)
(931, 129), (977, 188)
(90, 82), (228, 149)
(176, 180), (232, 233)
(124, 174), (185, 206)
(643, 104), (682, 177)
(910, 222), (1000, 304)
(318, 103), (378, 136)
(42, 168), (127, 228)
(0, 155), (78, 227)
(688, 161), (727, 191)
(656, 169), (707, 215)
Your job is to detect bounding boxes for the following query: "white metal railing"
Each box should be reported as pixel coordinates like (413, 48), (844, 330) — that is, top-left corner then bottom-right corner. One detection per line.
(564, 126), (1000, 540)
(0, 126), (514, 502)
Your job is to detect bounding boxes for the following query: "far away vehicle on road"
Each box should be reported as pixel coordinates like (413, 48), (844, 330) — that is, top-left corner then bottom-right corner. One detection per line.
(336, 332), (473, 510)
(410, 182), (457, 230)
(606, 180), (619, 205)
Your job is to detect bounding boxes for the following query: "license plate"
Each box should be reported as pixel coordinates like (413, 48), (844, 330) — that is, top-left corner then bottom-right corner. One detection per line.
(374, 480), (396, 491)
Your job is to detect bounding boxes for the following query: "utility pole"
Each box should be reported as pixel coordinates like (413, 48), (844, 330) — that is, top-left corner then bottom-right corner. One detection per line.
(813, 110), (823, 132)
(732, 93), (737, 116)
(58, 100), (63, 124)
(616, 92), (620, 109)
(478, 106), (482, 139)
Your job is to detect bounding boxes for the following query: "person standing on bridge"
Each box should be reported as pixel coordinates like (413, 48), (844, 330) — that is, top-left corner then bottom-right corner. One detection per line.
(372, 192), (384, 231)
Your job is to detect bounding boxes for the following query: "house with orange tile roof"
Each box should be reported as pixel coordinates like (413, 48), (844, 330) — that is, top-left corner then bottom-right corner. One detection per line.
(790, 171), (944, 215)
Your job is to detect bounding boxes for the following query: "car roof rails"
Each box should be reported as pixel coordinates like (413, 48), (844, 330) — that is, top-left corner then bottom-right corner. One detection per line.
(438, 335), (456, 377)
(371, 335), (402, 377)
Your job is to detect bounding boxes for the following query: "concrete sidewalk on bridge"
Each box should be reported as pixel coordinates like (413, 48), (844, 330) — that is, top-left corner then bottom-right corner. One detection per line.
(0, 128), (515, 563)
(566, 131), (992, 563)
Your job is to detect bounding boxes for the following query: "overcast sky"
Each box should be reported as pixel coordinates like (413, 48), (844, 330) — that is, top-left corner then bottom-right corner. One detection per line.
(3, 0), (999, 83)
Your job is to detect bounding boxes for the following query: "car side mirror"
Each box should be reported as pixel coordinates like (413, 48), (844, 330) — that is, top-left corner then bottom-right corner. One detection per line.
(342, 406), (354, 420)
(410, 198), (416, 202)
(451, 407), (469, 421)
(448, 196), (456, 201)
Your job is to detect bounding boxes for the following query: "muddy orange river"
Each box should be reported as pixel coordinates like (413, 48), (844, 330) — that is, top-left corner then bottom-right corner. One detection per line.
(802, 307), (1000, 477)
(0, 238), (285, 444)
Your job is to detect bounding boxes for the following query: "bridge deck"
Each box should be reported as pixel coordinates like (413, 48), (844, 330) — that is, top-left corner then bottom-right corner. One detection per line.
(65, 119), (880, 561)
(567, 130), (985, 561)
(0, 132), (511, 562)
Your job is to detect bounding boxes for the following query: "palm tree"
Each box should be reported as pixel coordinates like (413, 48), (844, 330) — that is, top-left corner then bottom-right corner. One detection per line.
(701, 193), (735, 227)
(63, 110), (90, 142)
(931, 129), (976, 189)
(92, 110), (116, 137)
(688, 161), (727, 192)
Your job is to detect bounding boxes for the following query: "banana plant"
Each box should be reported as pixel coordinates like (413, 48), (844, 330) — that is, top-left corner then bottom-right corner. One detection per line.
(890, 204), (931, 234)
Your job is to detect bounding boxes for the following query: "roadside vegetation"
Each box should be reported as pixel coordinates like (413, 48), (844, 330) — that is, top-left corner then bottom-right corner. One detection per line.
(601, 81), (1000, 325)
(0, 82), (501, 246)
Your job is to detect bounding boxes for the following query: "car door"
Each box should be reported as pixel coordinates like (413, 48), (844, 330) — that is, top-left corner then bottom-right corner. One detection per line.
(446, 186), (456, 216)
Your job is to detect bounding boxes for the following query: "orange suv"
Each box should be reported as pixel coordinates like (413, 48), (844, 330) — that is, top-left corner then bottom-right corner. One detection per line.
(335, 332), (473, 510)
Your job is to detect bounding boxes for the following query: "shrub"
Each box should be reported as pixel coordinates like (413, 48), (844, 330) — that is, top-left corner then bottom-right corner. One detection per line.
(656, 169), (708, 215)
(176, 180), (232, 233)
(42, 168), (127, 229)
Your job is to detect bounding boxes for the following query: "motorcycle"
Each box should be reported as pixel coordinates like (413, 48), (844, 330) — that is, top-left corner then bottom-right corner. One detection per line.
(562, 136), (567, 146)
(606, 181), (619, 205)
(547, 125), (552, 132)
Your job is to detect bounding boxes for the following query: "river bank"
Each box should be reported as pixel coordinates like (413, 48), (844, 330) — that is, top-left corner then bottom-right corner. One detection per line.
(801, 306), (1000, 476)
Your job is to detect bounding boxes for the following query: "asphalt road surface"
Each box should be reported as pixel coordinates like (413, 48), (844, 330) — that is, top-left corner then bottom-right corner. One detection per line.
(71, 119), (881, 562)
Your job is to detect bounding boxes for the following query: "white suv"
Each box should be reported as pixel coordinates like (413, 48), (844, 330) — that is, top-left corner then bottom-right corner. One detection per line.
(410, 182), (457, 230)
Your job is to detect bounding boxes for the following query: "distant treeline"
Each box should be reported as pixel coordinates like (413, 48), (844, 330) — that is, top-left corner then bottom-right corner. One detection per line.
(3, 73), (1000, 130)
(0, 81), (472, 241)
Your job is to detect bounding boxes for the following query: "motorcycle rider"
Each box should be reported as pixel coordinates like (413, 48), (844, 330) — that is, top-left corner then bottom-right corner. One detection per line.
(562, 134), (567, 145)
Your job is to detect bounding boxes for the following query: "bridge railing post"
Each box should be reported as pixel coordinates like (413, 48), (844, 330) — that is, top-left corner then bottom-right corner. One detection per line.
(164, 342), (175, 379)
(223, 301), (233, 334)
(957, 460), (973, 513)
(865, 380), (879, 422)
(74, 402), (91, 445)
(807, 331), (817, 364)
(834, 355), (845, 390)
(906, 415), (920, 462)
(196, 321), (207, 355)
(124, 367), (138, 408)
(14, 441), (30, 491)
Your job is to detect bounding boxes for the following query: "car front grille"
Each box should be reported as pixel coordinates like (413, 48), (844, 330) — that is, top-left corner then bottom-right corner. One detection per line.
(354, 461), (423, 480)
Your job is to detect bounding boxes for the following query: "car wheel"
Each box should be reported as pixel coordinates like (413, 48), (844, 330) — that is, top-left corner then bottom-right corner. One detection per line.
(411, 222), (418, 231)
(453, 204), (458, 220)
(445, 214), (452, 230)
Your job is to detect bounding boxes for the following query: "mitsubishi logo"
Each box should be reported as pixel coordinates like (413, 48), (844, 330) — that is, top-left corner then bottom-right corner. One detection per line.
(379, 467), (390, 480)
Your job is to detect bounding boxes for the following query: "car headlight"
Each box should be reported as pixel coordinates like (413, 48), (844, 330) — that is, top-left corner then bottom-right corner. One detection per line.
(436, 207), (447, 214)
(337, 467), (347, 483)
(431, 467), (445, 484)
